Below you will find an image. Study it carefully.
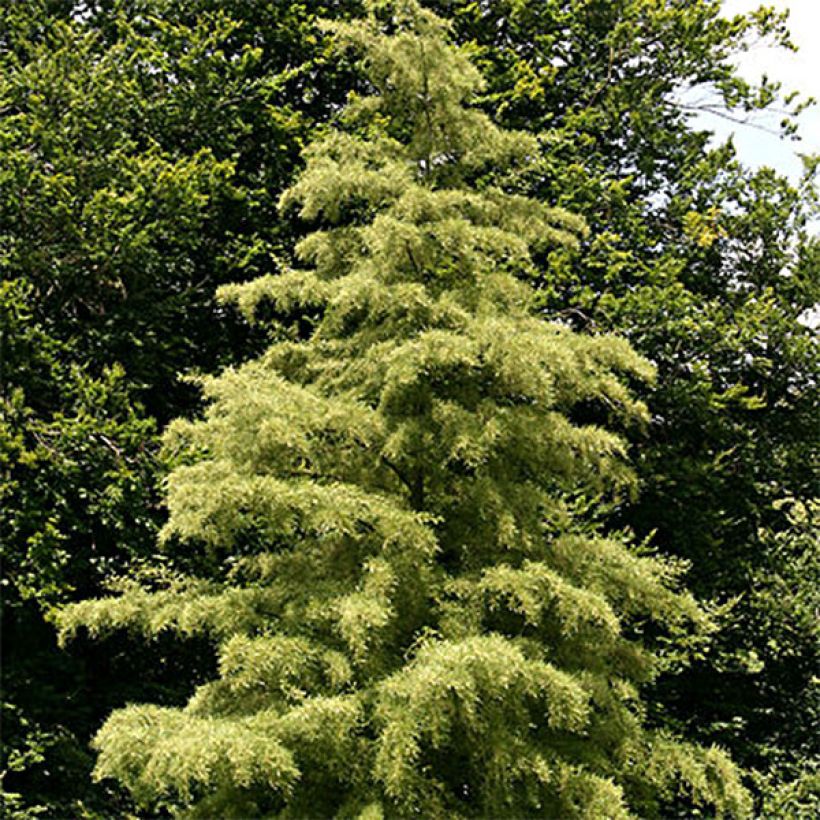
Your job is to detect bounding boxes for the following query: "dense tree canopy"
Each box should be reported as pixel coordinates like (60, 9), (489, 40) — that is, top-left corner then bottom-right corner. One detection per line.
(1, 2), (355, 813)
(1, 0), (816, 816)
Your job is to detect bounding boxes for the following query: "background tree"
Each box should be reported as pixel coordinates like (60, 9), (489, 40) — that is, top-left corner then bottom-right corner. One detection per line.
(1, 1), (359, 814)
(58, 3), (750, 816)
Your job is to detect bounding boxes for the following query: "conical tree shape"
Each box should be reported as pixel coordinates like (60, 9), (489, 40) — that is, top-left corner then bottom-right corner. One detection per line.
(58, 2), (751, 817)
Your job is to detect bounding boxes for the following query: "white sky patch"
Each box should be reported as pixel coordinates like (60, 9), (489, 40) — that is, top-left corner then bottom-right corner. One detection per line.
(691, 1), (819, 330)
(696, 0), (820, 181)
(692, 0), (820, 184)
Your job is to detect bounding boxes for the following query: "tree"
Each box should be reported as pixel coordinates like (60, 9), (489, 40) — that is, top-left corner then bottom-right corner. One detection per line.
(58, 3), (750, 816)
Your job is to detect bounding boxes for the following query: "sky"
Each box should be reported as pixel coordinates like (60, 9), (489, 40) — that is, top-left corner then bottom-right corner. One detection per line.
(695, 0), (820, 183)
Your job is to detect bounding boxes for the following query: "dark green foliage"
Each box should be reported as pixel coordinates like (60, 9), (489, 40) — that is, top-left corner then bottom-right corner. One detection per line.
(1, 281), (159, 605)
(1, 0), (335, 419)
(0, 2), (357, 815)
(1, 278), (160, 816)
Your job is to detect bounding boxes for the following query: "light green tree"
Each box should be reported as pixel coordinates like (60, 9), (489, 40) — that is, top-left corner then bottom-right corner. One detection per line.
(58, 2), (751, 816)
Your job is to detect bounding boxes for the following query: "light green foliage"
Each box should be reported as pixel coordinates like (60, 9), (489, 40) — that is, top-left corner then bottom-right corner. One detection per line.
(59, 2), (751, 816)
